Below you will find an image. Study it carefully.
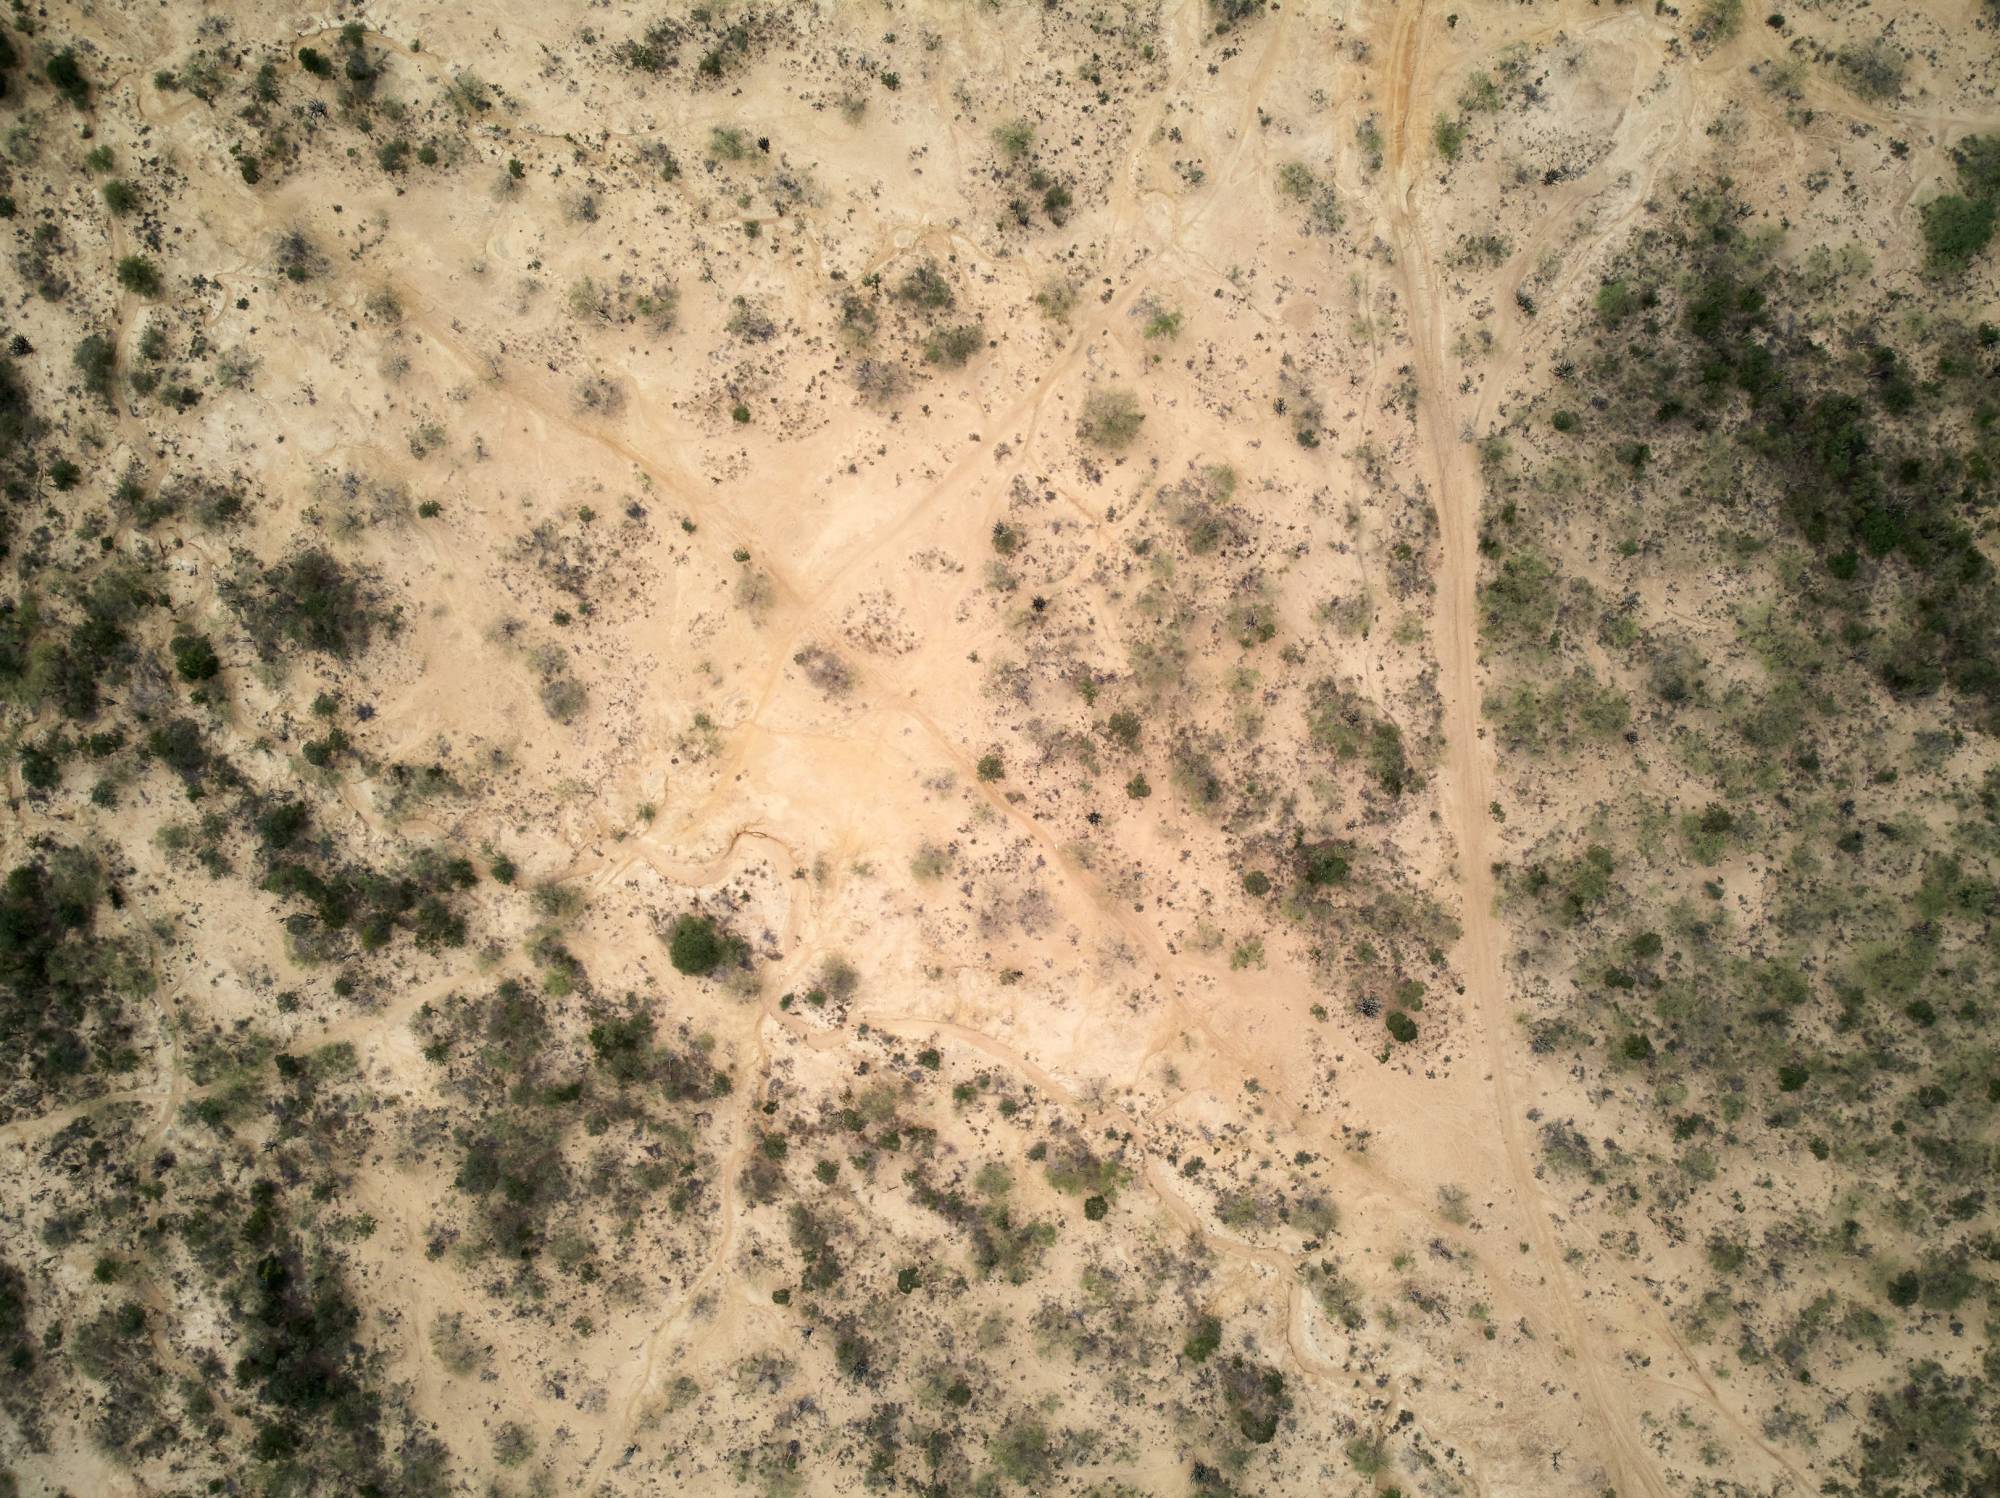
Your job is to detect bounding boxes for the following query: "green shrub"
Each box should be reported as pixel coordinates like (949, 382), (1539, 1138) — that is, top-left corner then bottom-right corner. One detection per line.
(493, 1423), (535, 1467)
(115, 256), (162, 296)
(1696, 0), (1743, 41)
(924, 322), (983, 367)
(539, 676), (587, 723)
(1920, 195), (1995, 274)
(1434, 114), (1466, 161)
(1836, 37), (1905, 101)
(1220, 1356), (1290, 1444)
(1480, 548), (1558, 651)
(895, 261), (953, 309)
(668, 914), (724, 975)
(1299, 841), (1350, 887)
(1952, 134), (2000, 200)
(46, 49), (89, 108)
(1595, 278), (1644, 325)
(989, 1416), (1052, 1485)
(170, 633), (220, 682)
(1182, 1313), (1221, 1363)
(73, 334), (116, 400)
(1681, 803), (1737, 863)
(1033, 279), (1076, 320)
(1079, 388), (1144, 449)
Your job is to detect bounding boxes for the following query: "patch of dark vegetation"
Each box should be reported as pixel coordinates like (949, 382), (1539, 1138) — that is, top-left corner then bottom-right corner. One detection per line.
(262, 844), (476, 961)
(415, 981), (729, 1260)
(0, 844), (144, 1111)
(225, 547), (398, 661)
(1530, 184), (2000, 730)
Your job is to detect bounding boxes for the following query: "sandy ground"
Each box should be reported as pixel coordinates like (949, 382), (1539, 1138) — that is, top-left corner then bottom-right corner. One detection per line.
(3, 0), (1997, 1494)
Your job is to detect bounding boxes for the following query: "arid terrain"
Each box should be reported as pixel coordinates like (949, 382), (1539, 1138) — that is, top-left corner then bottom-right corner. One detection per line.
(2, 1), (1997, 1494)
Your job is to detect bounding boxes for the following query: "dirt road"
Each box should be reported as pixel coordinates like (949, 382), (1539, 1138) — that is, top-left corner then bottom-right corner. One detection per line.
(1380, 5), (1671, 1495)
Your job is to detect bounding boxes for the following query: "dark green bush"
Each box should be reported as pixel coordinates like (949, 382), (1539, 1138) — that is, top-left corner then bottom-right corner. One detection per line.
(46, 49), (89, 108)
(73, 333), (116, 401)
(116, 256), (162, 296)
(170, 633), (220, 682)
(1299, 840), (1350, 887)
(1921, 195), (1996, 274)
(668, 913), (723, 975)
(895, 261), (952, 310)
(924, 322), (983, 368)
(1219, 1357), (1289, 1444)
(1182, 1313), (1221, 1363)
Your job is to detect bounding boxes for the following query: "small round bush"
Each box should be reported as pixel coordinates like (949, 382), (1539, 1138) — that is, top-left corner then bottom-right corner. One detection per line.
(669, 913), (724, 975)
(170, 633), (221, 682)
(116, 256), (162, 296)
(1385, 1010), (1418, 1044)
(1241, 870), (1271, 897)
(1079, 387), (1144, 450)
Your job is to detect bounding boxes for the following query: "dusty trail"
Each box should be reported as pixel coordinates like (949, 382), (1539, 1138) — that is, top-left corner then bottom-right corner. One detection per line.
(1373, 11), (1823, 1492)
(1379, 5), (1672, 1496)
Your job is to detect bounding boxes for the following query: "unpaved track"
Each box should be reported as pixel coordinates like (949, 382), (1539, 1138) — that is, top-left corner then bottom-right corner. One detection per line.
(1379, 5), (1672, 1496)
